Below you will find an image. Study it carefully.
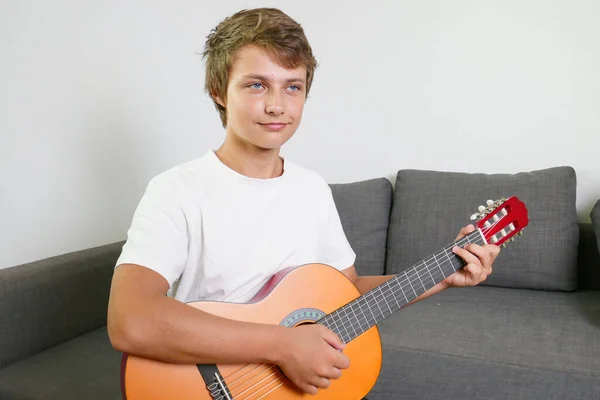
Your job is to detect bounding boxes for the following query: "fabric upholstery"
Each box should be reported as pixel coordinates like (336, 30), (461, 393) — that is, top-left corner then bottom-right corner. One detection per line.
(376, 286), (600, 377)
(0, 327), (121, 400)
(0, 241), (124, 369)
(369, 346), (600, 400)
(330, 178), (393, 276)
(385, 167), (579, 291)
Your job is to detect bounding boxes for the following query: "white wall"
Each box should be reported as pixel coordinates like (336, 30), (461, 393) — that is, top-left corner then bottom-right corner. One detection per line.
(1, 0), (599, 269)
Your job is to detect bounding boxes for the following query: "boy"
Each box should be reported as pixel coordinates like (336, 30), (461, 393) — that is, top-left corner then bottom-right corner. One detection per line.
(107, 7), (499, 397)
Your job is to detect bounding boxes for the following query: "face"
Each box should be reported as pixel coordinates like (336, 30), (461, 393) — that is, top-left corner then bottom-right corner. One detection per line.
(214, 45), (307, 151)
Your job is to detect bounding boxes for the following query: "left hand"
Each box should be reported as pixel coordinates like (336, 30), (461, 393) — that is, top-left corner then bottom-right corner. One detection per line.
(441, 224), (500, 288)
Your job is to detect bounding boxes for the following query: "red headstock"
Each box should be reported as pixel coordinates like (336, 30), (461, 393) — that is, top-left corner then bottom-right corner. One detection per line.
(472, 197), (529, 247)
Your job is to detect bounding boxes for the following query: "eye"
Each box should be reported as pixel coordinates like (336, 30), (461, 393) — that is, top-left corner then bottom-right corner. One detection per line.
(249, 83), (264, 90)
(288, 85), (301, 92)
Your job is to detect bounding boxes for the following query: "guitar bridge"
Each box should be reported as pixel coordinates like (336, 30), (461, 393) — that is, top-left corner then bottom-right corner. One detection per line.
(206, 371), (233, 400)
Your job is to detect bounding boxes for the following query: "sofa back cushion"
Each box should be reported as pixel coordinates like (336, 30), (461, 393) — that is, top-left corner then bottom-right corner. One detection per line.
(330, 178), (393, 276)
(0, 242), (123, 369)
(385, 166), (579, 291)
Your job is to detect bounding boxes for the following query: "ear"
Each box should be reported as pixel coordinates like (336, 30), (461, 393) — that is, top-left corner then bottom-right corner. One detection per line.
(211, 90), (226, 108)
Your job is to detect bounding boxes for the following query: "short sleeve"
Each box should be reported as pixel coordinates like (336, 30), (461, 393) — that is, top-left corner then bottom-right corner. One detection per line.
(115, 177), (188, 289)
(320, 185), (356, 271)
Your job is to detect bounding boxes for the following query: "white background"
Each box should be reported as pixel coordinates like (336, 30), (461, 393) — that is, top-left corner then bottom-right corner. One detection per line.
(1, 0), (599, 268)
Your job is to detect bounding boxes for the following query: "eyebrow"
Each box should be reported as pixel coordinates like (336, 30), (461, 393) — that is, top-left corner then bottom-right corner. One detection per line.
(240, 74), (305, 84)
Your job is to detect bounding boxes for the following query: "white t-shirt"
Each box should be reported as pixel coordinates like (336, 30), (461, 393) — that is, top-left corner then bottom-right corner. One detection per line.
(115, 150), (356, 304)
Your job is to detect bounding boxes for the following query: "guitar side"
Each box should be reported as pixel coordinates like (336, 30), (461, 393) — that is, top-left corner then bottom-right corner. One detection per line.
(122, 264), (383, 400)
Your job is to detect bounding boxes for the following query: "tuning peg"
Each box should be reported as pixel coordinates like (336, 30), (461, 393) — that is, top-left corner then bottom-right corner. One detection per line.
(478, 205), (486, 213)
(501, 243), (507, 248)
(470, 213), (480, 221)
(486, 200), (494, 206)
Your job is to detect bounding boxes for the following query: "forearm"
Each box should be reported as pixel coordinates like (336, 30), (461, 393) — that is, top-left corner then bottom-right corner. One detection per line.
(108, 295), (286, 365)
(354, 275), (448, 306)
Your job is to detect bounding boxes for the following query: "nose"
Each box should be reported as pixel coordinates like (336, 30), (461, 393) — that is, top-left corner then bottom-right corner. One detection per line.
(265, 90), (284, 115)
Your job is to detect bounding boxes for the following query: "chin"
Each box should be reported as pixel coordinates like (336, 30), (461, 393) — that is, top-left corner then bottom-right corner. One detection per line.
(250, 136), (294, 150)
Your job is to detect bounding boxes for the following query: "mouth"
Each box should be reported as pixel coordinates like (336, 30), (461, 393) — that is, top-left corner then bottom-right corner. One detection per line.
(259, 123), (288, 131)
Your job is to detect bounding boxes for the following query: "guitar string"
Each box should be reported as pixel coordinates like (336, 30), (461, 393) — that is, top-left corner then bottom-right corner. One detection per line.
(220, 222), (509, 398)
(324, 219), (513, 340)
(228, 368), (282, 399)
(220, 225), (499, 394)
(221, 228), (495, 399)
(222, 244), (478, 400)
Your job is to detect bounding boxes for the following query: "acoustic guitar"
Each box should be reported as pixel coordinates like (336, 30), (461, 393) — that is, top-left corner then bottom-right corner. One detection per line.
(121, 196), (529, 399)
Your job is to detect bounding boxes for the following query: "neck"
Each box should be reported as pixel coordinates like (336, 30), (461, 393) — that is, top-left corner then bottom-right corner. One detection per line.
(215, 136), (283, 179)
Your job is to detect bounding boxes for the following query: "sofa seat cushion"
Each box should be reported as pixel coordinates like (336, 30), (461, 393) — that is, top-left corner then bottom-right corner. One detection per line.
(376, 286), (600, 378)
(369, 346), (600, 400)
(0, 327), (121, 400)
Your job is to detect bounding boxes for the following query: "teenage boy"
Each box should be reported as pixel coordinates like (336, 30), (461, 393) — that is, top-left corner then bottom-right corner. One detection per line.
(108, 7), (499, 396)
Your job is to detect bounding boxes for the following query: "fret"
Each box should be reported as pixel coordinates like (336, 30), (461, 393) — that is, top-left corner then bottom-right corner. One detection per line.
(377, 286), (393, 316)
(406, 272), (418, 298)
(317, 230), (485, 343)
(342, 306), (359, 338)
(443, 246), (456, 272)
(361, 294), (378, 326)
(331, 311), (349, 342)
(415, 264), (427, 292)
(433, 252), (447, 280)
(370, 290), (386, 322)
(337, 308), (354, 340)
(388, 280), (402, 309)
(425, 260), (436, 285)
(355, 296), (369, 327)
(395, 274), (410, 304)
(349, 301), (366, 335)
(332, 315), (348, 343)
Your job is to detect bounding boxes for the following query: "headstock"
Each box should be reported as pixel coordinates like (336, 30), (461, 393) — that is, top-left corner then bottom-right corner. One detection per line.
(470, 197), (529, 247)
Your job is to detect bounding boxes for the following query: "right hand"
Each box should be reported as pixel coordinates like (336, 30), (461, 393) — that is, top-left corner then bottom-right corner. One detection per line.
(276, 324), (350, 394)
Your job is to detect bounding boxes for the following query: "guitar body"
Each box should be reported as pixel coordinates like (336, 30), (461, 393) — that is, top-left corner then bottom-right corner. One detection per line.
(122, 263), (383, 399)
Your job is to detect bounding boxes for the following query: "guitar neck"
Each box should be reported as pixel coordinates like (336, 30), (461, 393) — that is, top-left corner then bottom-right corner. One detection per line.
(317, 229), (486, 344)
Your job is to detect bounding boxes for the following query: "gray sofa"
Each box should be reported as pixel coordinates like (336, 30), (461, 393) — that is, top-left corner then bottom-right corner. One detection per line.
(1, 166), (599, 399)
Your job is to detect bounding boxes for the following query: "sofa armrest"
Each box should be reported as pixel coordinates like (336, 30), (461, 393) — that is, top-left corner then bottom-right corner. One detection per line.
(0, 241), (123, 369)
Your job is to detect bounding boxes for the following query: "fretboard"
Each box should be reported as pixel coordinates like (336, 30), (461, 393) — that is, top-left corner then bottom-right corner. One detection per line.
(317, 230), (485, 343)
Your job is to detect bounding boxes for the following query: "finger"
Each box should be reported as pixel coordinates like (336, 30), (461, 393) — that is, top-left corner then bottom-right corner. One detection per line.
(310, 376), (331, 389)
(317, 365), (341, 380)
(332, 352), (350, 370)
(321, 327), (345, 351)
(329, 367), (342, 379)
(466, 243), (497, 275)
(454, 224), (475, 241)
(485, 244), (501, 262)
(452, 245), (481, 267)
(464, 262), (486, 281)
(300, 383), (318, 395)
(464, 244), (492, 270)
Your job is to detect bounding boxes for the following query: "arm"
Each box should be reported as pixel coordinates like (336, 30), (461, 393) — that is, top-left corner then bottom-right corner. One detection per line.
(107, 263), (350, 394)
(107, 263), (287, 365)
(341, 225), (500, 304)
